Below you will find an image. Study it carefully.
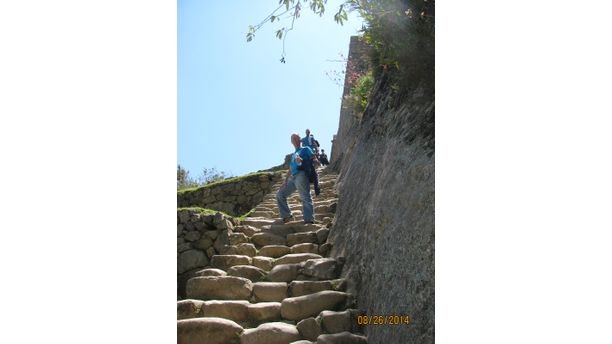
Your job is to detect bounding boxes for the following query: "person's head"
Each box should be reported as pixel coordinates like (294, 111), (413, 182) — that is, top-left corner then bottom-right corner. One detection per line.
(321, 149), (325, 153)
(291, 133), (301, 148)
(305, 129), (310, 136)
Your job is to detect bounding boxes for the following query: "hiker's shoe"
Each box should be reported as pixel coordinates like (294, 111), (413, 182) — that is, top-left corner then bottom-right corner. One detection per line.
(283, 216), (295, 224)
(304, 220), (316, 225)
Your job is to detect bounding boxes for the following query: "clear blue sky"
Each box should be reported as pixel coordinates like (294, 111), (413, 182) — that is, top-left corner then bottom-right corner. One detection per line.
(178, 0), (364, 178)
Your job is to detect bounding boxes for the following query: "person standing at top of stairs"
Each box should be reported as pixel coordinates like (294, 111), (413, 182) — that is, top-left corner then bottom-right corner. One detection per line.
(277, 133), (320, 224)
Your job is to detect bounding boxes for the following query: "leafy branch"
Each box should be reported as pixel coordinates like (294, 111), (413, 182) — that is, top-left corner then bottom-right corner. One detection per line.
(247, 0), (351, 63)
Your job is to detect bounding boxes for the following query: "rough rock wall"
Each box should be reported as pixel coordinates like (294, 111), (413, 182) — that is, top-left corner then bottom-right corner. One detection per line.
(330, 36), (372, 167)
(177, 172), (282, 216)
(177, 209), (239, 299)
(328, 43), (435, 343)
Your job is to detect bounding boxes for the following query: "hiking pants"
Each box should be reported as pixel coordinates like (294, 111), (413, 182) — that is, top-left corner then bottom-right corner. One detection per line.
(276, 171), (314, 222)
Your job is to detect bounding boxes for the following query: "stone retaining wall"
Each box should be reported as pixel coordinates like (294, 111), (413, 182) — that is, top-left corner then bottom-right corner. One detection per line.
(177, 172), (282, 216)
(177, 209), (239, 299)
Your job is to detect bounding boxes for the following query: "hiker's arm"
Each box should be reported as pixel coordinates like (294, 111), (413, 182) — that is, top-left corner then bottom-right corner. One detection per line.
(312, 154), (320, 167)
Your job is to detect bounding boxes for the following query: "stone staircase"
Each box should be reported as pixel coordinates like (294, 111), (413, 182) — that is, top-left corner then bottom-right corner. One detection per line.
(177, 168), (368, 344)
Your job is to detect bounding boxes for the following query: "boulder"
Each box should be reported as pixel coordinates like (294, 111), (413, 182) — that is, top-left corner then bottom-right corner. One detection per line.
(210, 255), (252, 271)
(266, 263), (300, 282)
(192, 236), (214, 250)
(178, 250), (209, 274)
(186, 276), (253, 300)
(296, 317), (321, 341)
(316, 332), (367, 344)
(194, 268), (227, 277)
(240, 322), (301, 344)
(317, 310), (352, 334)
(315, 228), (329, 244)
(318, 243), (332, 256)
(177, 317), (243, 344)
(258, 245), (291, 258)
(201, 300), (250, 322)
(274, 253), (322, 267)
(251, 256), (274, 271)
(252, 282), (288, 302)
(233, 225), (260, 237)
(290, 243), (319, 254)
(204, 230), (219, 241)
(178, 243), (192, 253)
(280, 291), (349, 321)
(251, 232), (286, 247)
(289, 281), (333, 297)
(301, 258), (341, 280)
(229, 233), (250, 245)
(225, 243), (257, 257)
(213, 230), (230, 254)
(177, 299), (204, 320)
(247, 302), (281, 322)
(227, 265), (267, 282)
(184, 231), (201, 242)
(286, 232), (318, 246)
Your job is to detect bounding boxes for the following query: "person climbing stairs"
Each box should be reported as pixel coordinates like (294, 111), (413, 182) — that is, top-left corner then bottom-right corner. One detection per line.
(177, 168), (368, 344)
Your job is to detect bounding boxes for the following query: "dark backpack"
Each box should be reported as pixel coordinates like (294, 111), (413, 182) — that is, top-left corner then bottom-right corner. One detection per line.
(297, 149), (320, 195)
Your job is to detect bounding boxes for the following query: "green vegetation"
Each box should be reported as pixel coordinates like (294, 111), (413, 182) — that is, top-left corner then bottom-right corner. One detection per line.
(250, 0), (434, 98)
(177, 165), (232, 190)
(238, 208), (256, 221)
(177, 207), (228, 217)
(177, 171), (275, 194)
(349, 70), (374, 119)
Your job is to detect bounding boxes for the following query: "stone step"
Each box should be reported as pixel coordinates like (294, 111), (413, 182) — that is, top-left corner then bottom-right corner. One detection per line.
(178, 299), (285, 328)
(227, 265), (267, 282)
(266, 263), (301, 282)
(258, 245), (291, 258)
(296, 317), (321, 341)
(201, 300), (251, 323)
(252, 282), (288, 302)
(241, 322), (301, 344)
(240, 218), (277, 228)
(251, 256), (274, 271)
(281, 291), (350, 321)
(250, 232), (287, 247)
(301, 258), (344, 280)
(266, 213), (334, 223)
(273, 253), (322, 267)
(288, 279), (346, 297)
(229, 233), (250, 245)
(290, 243), (319, 254)
(246, 302), (282, 323)
(233, 225), (261, 237)
(177, 317), (244, 344)
(193, 268), (227, 277)
(225, 243), (258, 257)
(316, 309), (359, 334)
(264, 257), (343, 283)
(250, 211), (275, 218)
(186, 276), (253, 300)
(317, 332), (368, 344)
(210, 255), (253, 271)
(265, 223), (324, 234)
(286, 232), (318, 246)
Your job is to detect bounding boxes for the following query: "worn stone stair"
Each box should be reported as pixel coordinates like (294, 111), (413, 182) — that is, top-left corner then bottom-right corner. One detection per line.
(178, 168), (367, 344)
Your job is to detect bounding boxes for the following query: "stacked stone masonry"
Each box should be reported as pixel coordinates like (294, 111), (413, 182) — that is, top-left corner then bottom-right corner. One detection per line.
(177, 168), (369, 344)
(177, 172), (283, 216)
